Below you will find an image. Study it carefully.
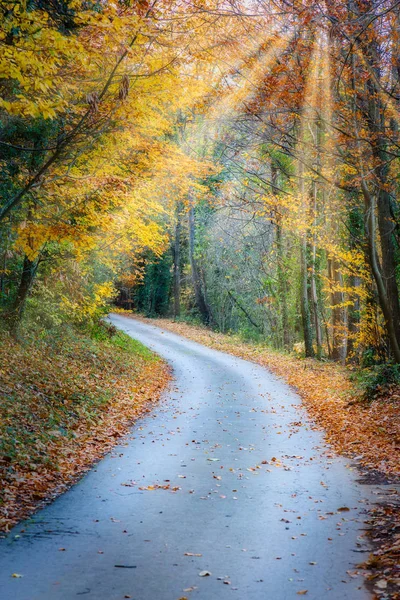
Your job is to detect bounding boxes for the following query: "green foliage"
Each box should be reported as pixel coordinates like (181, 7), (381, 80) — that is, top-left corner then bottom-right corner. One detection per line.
(353, 363), (400, 401)
(259, 144), (295, 180)
(88, 320), (157, 362)
(172, 312), (205, 328)
(134, 252), (172, 317)
(235, 323), (265, 344)
(0, 115), (55, 195)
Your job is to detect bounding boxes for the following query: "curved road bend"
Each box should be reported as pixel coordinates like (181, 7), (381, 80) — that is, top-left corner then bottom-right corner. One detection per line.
(0, 314), (371, 600)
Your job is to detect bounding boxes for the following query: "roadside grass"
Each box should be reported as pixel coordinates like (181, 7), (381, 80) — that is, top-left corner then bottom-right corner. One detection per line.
(89, 320), (156, 360)
(0, 319), (170, 532)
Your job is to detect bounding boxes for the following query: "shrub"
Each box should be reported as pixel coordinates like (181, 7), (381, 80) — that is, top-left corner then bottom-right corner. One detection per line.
(355, 363), (400, 401)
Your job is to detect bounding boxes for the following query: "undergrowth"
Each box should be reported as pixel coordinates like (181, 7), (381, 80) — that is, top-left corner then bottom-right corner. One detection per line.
(351, 363), (400, 402)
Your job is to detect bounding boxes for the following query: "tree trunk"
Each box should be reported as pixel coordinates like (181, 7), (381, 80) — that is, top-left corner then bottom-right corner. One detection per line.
(227, 289), (261, 331)
(300, 237), (314, 357)
(355, 3), (400, 361)
(173, 204), (181, 319)
(8, 254), (39, 332)
(361, 181), (400, 363)
(346, 206), (362, 362)
(346, 274), (361, 362)
(368, 83), (400, 353)
(276, 220), (291, 350)
(0, 247), (6, 297)
(310, 251), (322, 359)
(310, 184), (322, 358)
(328, 257), (347, 362)
(188, 203), (212, 325)
(272, 164), (290, 350)
(376, 186), (400, 347)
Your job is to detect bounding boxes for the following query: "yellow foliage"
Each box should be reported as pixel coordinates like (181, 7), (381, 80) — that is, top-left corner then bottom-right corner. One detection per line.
(61, 281), (116, 322)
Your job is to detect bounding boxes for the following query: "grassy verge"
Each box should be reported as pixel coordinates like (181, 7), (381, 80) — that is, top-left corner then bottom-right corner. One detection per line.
(0, 320), (170, 532)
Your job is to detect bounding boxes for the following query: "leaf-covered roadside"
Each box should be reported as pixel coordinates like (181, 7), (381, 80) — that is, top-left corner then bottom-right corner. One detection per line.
(364, 502), (400, 600)
(0, 322), (170, 532)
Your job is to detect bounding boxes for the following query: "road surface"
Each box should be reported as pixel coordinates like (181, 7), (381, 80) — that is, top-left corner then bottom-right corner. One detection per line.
(0, 314), (371, 600)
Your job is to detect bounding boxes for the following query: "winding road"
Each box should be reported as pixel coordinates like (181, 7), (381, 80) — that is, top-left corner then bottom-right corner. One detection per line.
(0, 314), (372, 600)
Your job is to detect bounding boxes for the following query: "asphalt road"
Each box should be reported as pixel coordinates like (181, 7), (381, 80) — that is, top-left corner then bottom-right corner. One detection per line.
(0, 314), (371, 600)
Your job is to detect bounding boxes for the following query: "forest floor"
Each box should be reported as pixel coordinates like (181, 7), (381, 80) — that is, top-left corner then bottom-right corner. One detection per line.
(0, 321), (170, 533)
(127, 313), (400, 598)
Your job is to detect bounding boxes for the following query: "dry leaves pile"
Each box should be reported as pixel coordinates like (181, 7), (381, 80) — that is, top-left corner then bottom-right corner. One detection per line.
(0, 326), (170, 532)
(137, 316), (399, 476)
(364, 502), (400, 600)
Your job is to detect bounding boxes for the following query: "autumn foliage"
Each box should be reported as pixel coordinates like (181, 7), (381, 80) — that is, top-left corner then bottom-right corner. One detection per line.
(2, 0), (400, 369)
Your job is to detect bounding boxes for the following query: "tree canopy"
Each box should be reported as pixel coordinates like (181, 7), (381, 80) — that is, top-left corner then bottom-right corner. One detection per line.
(1, 0), (400, 368)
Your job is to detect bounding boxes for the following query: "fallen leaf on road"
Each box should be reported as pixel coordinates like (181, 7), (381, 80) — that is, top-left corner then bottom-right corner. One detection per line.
(11, 573), (23, 578)
(139, 484), (180, 492)
(297, 591), (308, 596)
(199, 571), (212, 577)
(374, 580), (387, 590)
